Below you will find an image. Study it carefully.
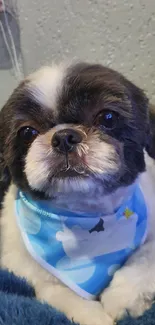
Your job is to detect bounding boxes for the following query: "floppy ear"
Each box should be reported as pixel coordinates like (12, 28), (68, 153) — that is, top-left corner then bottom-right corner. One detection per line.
(122, 76), (155, 158)
(146, 104), (155, 159)
(0, 110), (11, 202)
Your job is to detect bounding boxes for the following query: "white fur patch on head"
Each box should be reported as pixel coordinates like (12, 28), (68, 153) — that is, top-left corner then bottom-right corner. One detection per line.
(26, 63), (67, 114)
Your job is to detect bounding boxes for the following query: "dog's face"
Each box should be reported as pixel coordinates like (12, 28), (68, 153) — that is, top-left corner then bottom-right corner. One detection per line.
(0, 62), (151, 198)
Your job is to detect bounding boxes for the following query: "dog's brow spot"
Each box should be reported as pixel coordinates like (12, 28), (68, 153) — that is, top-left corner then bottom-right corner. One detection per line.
(26, 64), (67, 115)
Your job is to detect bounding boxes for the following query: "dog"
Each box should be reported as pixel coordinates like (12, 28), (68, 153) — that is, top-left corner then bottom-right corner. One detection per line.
(1, 62), (155, 325)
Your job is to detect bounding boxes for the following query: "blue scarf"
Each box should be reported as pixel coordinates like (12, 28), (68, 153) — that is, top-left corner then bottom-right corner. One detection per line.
(15, 184), (148, 300)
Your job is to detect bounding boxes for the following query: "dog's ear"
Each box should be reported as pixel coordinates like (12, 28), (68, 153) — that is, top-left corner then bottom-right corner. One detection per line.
(0, 81), (27, 198)
(122, 76), (155, 158)
(146, 104), (155, 159)
(0, 110), (11, 199)
(128, 85), (155, 159)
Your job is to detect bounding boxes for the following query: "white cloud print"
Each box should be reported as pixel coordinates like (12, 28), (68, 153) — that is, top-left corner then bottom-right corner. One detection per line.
(56, 214), (138, 260)
(56, 256), (96, 284)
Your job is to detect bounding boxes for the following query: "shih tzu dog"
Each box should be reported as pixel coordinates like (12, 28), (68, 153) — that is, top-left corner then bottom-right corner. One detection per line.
(1, 62), (155, 325)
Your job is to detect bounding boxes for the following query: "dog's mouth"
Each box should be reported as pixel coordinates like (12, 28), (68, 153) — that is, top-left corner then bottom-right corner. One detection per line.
(52, 163), (89, 179)
(51, 152), (89, 179)
(55, 168), (83, 178)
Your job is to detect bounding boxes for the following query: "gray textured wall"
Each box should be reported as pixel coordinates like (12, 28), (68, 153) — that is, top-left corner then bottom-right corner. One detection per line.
(0, 0), (155, 107)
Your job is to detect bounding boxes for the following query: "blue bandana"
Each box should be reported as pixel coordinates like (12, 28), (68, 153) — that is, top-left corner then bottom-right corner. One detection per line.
(15, 184), (148, 300)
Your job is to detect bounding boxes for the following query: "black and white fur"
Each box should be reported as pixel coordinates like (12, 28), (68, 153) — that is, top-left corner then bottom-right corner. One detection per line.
(1, 62), (155, 325)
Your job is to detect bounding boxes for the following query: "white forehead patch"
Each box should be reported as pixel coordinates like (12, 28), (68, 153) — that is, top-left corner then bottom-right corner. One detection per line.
(26, 64), (67, 114)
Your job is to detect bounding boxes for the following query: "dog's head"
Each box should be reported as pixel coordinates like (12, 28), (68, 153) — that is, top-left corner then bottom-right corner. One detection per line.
(0, 62), (153, 198)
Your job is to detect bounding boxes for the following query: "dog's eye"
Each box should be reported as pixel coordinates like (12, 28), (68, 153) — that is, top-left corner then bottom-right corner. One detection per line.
(18, 127), (39, 143)
(95, 110), (119, 130)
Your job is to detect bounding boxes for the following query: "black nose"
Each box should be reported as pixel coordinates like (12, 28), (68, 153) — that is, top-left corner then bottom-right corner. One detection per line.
(52, 129), (82, 153)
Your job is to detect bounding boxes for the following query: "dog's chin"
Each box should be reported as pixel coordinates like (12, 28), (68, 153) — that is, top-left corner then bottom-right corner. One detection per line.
(26, 159), (122, 198)
(46, 170), (92, 196)
(35, 168), (119, 199)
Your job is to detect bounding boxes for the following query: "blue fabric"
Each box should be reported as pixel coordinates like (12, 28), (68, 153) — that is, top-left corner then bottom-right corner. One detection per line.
(0, 268), (155, 325)
(15, 184), (148, 300)
(0, 269), (77, 325)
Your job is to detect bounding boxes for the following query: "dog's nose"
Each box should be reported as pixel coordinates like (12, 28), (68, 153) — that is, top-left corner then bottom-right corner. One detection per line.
(52, 129), (82, 153)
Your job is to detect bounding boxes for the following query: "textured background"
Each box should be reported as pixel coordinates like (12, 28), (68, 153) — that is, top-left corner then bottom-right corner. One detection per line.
(0, 0), (155, 107)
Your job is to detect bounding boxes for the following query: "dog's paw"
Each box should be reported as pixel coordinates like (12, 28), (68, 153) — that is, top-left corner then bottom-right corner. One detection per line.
(70, 301), (113, 325)
(38, 285), (113, 325)
(101, 268), (154, 321)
